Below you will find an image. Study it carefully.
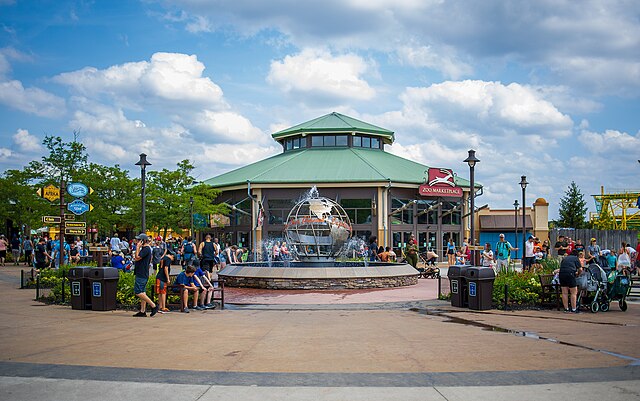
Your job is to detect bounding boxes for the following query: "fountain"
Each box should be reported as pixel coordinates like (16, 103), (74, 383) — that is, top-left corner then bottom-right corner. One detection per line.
(217, 188), (419, 289)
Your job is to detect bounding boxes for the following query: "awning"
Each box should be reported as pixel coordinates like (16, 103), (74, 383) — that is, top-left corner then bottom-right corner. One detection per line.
(480, 215), (533, 230)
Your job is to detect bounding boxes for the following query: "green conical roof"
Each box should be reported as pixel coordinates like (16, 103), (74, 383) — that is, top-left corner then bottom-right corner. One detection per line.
(272, 112), (395, 144)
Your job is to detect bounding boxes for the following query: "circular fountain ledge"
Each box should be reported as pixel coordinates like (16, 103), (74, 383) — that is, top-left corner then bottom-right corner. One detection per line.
(218, 262), (419, 290)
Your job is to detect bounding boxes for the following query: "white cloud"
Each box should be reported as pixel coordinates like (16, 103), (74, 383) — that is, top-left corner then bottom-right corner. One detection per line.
(0, 147), (11, 159)
(396, 45), (473, 79)
(12, 129), (42, 152)
(267, 48), (376, 101)
(54, 52), (226, 109)
(578, 128), (640, 154)
(188, 110), (267, 144)
(0, 80), (66, 118)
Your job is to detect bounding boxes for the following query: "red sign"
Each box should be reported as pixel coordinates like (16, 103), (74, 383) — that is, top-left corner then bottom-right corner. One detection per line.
(419, 168), (463, 197)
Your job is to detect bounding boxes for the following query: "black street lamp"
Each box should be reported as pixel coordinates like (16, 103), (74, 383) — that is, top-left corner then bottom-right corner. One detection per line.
(135, 153), (151, 233)
(520, 175), (529, 262)
(189, 196), (194, 239)
(464, 149), (480, 265)
(513, 200), (519, 259)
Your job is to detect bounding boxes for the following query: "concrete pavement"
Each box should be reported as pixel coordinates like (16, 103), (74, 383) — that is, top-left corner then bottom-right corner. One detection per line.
(0, 265), (638, 400)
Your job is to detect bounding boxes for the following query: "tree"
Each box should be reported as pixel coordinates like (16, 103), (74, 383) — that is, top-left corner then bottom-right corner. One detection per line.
(557, 181), (588, 228)
(146, 160), (225, 237)
(27, 134), (88, 183)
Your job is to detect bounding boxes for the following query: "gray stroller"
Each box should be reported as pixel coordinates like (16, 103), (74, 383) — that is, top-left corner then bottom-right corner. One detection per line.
(576, 263), (609, 313)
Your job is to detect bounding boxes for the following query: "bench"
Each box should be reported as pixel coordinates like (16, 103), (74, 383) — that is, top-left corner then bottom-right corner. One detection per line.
(165, 274), (225, 311)
(538, 274), (561, 310)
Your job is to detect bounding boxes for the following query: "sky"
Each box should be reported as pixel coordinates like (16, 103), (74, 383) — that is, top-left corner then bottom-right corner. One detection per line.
(1, 0), (639, 220)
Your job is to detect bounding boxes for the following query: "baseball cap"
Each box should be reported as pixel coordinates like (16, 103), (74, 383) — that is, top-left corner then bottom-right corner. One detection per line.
(591, 238), (596, 242)
(135, 233), (149, 241)
(499, 233), (505, 238)
(528, 234), (534, 239)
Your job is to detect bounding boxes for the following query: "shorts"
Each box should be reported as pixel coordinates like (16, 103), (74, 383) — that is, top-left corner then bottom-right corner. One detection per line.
(155, 279), (167, 295)
(201, 259), (214, 272)
(134, 276), (148, 295)
(0, 250), (6, 258)
(559, 272), (577, 288)
(447, 249), (454, 255)
(35, 261), (47, 269)
(24, 250), (32, 258)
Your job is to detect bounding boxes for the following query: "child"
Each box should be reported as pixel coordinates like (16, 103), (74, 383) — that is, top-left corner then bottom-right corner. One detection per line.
(156, 251), (174, 313)
(175, 265), (198, 313)
(192, 260), (215, 310)
(606, 250), (617, 271)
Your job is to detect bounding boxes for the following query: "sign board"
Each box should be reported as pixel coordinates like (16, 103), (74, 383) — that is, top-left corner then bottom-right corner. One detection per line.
(65, 228), (86, 236)
(67, 199), (93, 215)
(451, 279), (458, 294)
(419, 168), (463, 198)
(39, 184), (60, 202)
(89, 246), (109, 252)
(66, 221), (87, 228)
(64, 214), (76, 220)
(469, 282), (477, 297)
(92, 282), (102, 297)
(67, 182), (93, 198)
(42, 216), (61, 224)
(71, 282), (81, 297)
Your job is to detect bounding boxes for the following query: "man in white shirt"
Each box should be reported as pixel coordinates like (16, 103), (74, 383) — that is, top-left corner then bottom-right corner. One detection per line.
(110, 234), (121, 253)
(524, 235), (535, 271)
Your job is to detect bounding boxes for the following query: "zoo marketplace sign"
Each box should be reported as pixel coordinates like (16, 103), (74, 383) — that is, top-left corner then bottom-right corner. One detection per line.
(419, 168), (463, 198)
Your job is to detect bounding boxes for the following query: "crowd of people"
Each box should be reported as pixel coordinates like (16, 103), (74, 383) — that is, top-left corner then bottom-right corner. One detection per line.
(0, 233), (89, 269)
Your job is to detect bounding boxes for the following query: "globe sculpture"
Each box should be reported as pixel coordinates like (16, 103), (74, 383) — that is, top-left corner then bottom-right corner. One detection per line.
(284, 196), (352, 261)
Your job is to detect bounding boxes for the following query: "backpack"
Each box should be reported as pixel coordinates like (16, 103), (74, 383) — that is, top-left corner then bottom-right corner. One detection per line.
(184, 242), (194, 254)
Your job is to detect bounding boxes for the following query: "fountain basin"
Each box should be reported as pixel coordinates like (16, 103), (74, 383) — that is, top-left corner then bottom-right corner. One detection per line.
(217, 262), (420, 290)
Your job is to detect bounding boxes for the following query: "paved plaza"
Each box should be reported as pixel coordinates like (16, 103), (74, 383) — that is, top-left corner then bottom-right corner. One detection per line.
(0, 265), (638, 400)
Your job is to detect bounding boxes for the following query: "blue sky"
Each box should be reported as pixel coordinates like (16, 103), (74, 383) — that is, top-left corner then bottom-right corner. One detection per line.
(1, 0), (639, 219)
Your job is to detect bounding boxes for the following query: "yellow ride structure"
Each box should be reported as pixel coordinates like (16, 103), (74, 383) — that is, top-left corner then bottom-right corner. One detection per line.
(591, 186), (640, 230)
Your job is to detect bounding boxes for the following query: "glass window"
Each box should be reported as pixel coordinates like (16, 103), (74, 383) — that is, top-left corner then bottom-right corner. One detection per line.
(324, 135), (336, 146)
(336, 135), (347, 146)
(362, 137), (371, 148)
(286, 140), (292, 150)
(390, 198), (413, 225)
(353, 136), (362, 147)
(311, 136), (323, 147)
(340, 199), (372, 225)
(371, 138), (380, 148)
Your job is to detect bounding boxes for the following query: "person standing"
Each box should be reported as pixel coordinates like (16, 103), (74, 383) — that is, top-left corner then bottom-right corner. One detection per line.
(523, 235), (535, 271)
(554, 235), (569, 260)
(22, 236), (34, 266)
(181, 237), (196, 267)
(481, 243), (494, 269)
(11, 236), (21, 265)
(0, 235), (7, 266)
(199, 234), (217, 273)
(494, 234), (515, 273)
(369, 236), (379, 262)
(446, 238), (456, 266)
(405, 238), (419, 268)
(132, 234), (158, 317)
(34, 237), (52, 270)
(559, 250), (582, 313)
(586, 238), (601, 265)
(110, 233), (121, 253)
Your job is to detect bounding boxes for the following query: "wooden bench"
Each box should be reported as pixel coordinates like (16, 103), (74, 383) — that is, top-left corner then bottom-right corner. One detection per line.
(165, 274), (225, 311)
(538, 274), (561, 310)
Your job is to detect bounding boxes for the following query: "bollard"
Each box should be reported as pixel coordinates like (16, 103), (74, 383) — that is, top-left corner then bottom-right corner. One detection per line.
(61, 276), (65, 303)
(20, 270), (24, 289)
(437, 275), (442, 299)
(36, 275), (40, 300)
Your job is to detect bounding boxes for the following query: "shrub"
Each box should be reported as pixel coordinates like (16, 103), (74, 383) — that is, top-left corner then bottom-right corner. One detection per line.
(491, 258), (559, 308)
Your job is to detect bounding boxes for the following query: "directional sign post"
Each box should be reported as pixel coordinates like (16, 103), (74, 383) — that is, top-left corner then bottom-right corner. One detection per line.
(65, 228), (87, 236)
(36, 184), (60, 202)
(67, 182), (93, 198)
(65, 221), (87, 229)
(67, 199), (93, 216)
(42, 216), (61, 224)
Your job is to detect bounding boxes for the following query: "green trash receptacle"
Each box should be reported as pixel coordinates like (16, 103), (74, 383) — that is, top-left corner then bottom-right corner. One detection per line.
(68, 266), (92, 310)
(89, 267), (120, 311)
(447, 265), (468, 308)
(465, 267), (495, 310)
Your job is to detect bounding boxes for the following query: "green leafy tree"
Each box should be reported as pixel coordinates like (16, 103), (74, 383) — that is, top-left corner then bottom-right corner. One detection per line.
(0, 169), (51, 235)
(75, 163), (138, 236)
(27, 134), (88, 183)
(146, 160), (225, 237)
(557, 181), (588, 229)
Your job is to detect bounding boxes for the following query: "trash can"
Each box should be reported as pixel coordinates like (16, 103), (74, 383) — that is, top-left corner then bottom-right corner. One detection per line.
(447, 265), (468, 308)
(89, 267), (120, 311)
(68, 266), (92, 310)
(465, 267), (495, 310)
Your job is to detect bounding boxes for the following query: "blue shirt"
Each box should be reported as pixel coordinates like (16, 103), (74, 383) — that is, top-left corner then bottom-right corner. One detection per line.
(175, 271), (194, 286)
(111, 255), (125, 269)
(194, 267), (207, 286)
(606, 254), (617, 268)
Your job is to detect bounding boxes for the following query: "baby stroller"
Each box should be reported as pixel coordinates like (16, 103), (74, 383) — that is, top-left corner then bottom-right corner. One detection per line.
(603, 270), (632, 311)
(576, 263), (608, 313)
(418, 252), (440, 279)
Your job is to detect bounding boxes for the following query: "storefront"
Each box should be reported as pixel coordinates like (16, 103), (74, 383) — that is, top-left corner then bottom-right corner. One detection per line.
(203, 112), (479, 258)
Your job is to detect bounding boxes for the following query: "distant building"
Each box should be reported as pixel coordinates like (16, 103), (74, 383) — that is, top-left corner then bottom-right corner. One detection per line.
(203, 112), (481, 258)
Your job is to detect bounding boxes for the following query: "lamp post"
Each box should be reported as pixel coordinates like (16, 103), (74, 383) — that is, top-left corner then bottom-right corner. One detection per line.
(464, 149), (480, 265)
(520, 175), (528, 262)
(189, 196), (194, 239)
(513, 200), (519, 259)
(135, 153), (151, 233)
